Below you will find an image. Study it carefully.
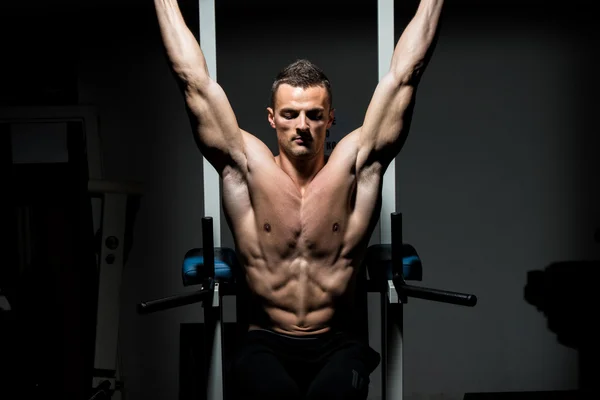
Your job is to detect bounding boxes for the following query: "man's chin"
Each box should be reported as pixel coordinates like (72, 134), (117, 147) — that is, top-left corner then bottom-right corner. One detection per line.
(294, 148), (316, 158)
(280, 144), (322, 162)
(288, 144), (309, 155)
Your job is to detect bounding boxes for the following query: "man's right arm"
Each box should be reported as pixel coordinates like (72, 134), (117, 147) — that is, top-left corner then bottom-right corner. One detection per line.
(154, 0), (246, 174)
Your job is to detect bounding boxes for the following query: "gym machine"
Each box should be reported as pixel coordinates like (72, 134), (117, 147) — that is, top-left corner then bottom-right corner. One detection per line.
(137, 212), (477, 400)
(87, 179), (143, 400)
(137, 0), (476, 398)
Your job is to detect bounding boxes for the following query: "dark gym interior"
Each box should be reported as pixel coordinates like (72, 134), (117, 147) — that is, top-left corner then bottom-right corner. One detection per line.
(1, 1), (598, 399)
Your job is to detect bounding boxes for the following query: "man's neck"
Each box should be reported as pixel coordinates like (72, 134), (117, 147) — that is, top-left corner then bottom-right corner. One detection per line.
(277, 153), (325, 194)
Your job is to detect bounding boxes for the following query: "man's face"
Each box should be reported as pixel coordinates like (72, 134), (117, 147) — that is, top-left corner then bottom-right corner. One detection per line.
(267, 84), (334, 161)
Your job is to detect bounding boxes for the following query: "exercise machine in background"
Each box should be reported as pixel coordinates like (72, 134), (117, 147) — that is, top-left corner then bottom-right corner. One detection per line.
(88, 179), (143, 400)
(0, 106), (143, 400)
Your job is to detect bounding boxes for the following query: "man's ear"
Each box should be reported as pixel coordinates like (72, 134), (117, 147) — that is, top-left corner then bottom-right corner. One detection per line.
(267, 107), (276, 128)
(327, 108), (336, 129)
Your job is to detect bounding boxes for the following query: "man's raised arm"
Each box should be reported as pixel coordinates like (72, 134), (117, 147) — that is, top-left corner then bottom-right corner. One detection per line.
(357, 0), (444, 170)
(154, 0), (245, 174)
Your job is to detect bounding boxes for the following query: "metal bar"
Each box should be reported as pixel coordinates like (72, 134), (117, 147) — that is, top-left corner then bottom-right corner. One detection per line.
(199, 0), (221, 248)
(137, 285), (214, 314)
(379, 0), (395, 246)
(393, 280), (478, 307)
(202, 216), (215, 279)
(93, 193), (128, 375)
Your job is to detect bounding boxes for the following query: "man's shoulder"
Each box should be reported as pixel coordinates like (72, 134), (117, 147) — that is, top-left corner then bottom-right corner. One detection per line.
(241, 129), (273, 152)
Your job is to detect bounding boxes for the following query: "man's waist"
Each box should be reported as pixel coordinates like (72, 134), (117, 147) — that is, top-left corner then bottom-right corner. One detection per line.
(248, 323), (335, 338)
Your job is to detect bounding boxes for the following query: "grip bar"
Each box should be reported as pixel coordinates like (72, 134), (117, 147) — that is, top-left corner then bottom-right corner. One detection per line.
(137, 216), (216, 315)
(137, 281), (213, 314)
(390, 212), (477, 307)
(393, 275), (477, 307)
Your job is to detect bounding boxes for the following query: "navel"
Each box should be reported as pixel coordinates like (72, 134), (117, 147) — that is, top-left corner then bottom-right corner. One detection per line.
(263, 222), (271, 233)
(332, 222), (340, 233)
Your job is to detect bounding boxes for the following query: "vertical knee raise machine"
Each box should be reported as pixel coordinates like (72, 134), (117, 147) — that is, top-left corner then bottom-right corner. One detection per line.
(138, 0), (477, 399)
(138, 212), (477, 400)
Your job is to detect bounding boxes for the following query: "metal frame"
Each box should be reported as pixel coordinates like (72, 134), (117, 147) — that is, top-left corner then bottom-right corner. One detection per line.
(195, 0), (399, 398)
(0, 105), (103, 180)
(1, 105), (143, 399)
(88, 179), (143, 399)
(198, 0), (225, 398)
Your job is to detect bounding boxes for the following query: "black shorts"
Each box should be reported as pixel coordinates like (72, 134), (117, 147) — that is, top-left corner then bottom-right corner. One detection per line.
(228, 329), (381, 400)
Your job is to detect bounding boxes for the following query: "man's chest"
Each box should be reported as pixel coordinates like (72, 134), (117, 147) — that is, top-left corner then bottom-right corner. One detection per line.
(247, 169), (358, 259)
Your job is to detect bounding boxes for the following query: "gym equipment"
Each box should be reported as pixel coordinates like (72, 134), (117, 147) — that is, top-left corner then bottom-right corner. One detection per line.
(189, 0), (400, 395)
(137, 212), (477, 400)
(88, 179), (143, 400)
(142, 0), (474, 398)
(0, 106), (143, 400)
(189, 0), (403, 393)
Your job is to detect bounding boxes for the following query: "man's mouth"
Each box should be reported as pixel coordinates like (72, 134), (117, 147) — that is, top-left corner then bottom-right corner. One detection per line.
(293, 135), (311, 144)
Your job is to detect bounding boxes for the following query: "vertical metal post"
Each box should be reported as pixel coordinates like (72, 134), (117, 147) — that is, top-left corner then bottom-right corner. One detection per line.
(91, 192), (128, 398)
(378, 0), (395, 246)
(377, 0), (398, 399)
(89, 180), (143, 400)
(199, 0), (220, 249)
(198, 1), (223, 399)
(201, 215), (223, 400)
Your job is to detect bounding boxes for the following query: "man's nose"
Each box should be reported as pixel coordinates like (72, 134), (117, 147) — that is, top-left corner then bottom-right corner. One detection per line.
(297, 114), (309, 131)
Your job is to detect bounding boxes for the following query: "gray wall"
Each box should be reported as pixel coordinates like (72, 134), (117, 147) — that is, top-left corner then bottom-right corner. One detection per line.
(3, 1), (599, 399)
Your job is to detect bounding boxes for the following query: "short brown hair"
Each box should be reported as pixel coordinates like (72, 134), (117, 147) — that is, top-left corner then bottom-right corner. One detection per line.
(270, 59), (332, 110)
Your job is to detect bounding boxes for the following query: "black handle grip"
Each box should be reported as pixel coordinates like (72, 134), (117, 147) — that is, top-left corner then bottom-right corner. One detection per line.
(393, 275), (477, 307)
(390, 211), (477, 307)
(137, 283), (213, 314)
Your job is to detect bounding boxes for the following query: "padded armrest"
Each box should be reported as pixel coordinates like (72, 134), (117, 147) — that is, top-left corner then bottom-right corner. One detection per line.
(182, 247), (239, 286)
(182, 243), (421, 287)
(365, 243), (422, 282)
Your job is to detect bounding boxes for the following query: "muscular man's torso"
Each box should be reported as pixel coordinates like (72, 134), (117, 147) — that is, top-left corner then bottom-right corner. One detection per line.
(221, 130), (383, 336)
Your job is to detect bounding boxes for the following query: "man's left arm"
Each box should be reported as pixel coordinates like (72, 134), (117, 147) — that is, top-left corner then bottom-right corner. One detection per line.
(357, 0), (444, 171)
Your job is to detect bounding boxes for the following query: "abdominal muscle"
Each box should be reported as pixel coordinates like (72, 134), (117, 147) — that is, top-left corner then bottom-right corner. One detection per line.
(242, 250), (358, 336)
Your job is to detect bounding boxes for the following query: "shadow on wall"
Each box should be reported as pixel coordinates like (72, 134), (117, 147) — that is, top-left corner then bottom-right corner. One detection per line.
(518, 16), (600, 400)
(523, 260), (598, 398)
(464, 2), (600, 399)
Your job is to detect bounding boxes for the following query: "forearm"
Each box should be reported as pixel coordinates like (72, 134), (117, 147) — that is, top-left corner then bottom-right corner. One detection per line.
(154, 0), (209, 84)
(390, 0), (444, 84)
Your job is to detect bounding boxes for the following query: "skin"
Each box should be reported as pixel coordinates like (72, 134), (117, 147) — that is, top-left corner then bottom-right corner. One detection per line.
(154, 0), (444, 336)
(267, 84), (332, 190)
(224, 83), (381, 334)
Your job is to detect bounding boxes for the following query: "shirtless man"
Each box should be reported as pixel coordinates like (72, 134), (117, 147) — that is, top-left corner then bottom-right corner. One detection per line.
(154, 0), (444, 398)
